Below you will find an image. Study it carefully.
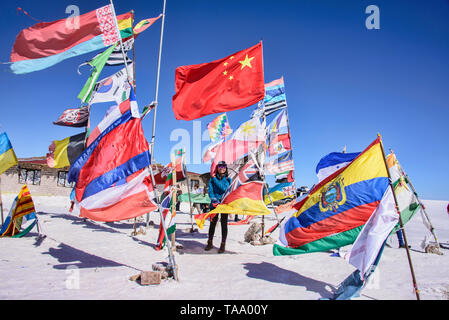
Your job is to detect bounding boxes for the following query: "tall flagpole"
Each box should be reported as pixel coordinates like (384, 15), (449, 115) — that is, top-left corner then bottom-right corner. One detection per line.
(109, 0), (132, 83)
(150, 0), (167, 163)
(378, 134), (420, 300)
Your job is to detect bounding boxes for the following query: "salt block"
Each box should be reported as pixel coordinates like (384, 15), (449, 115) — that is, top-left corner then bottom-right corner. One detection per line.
(140, 271), (161, 285)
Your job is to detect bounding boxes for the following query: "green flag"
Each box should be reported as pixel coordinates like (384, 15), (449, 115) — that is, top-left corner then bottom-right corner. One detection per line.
(77, 43), (117, 103)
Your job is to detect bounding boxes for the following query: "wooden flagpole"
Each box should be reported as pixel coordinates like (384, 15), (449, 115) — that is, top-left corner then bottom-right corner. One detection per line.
(389, 149), (441, 252)
(147, 165), (178, 281)
(378, 134), (420, 300)
(150, 0), (167, 163)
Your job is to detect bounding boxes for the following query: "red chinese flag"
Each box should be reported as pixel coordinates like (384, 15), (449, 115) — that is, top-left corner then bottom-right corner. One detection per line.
(172, 42), (265, 121)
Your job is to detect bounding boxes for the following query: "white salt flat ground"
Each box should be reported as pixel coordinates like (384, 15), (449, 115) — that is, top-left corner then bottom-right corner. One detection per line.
(0, 194), (448, 300)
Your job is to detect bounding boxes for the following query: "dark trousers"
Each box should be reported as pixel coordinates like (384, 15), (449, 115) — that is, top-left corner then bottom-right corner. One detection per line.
(208, 214), (228, 243)
(396, 229), (405, 246)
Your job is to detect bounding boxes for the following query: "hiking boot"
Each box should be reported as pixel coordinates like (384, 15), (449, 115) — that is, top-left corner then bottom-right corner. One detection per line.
(204, 240), (213, 251)
(218, 242), (226, 253)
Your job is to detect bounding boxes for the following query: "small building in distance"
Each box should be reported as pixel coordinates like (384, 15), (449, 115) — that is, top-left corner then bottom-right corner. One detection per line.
(0, 157), (207, 198)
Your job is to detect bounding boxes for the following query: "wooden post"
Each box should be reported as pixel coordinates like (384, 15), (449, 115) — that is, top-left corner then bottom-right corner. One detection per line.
(378, 134), (420, 300)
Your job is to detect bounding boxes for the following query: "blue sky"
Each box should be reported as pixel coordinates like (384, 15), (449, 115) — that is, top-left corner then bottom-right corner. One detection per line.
(1, 0), (448, 200)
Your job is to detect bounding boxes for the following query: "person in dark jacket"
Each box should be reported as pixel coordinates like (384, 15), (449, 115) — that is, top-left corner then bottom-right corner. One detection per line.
(205, 161), (232, 253)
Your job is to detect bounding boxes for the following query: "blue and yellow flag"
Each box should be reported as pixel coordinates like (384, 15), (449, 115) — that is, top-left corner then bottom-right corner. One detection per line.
(0, 131), (18, 175)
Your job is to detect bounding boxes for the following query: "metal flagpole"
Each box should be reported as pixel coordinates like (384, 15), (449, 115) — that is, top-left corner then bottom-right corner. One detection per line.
(389, 149), (441, 252)
(150, 0), (167, 163)
(131, 10), (136, 93)
(109, 0), (132, 83)
(378, 134), (420, 300)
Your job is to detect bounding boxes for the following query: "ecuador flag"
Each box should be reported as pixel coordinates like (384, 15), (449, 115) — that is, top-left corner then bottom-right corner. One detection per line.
(274, 137), (390, 255)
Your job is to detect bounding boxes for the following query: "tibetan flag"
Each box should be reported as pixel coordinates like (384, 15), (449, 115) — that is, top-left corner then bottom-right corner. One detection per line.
(264, 182), (296, 205)
(133, 14), (162, 36)
(0, 185), (36, 237)
(46, 132), (86, 169)
(67, 107), (150, 203)
(0, 131), (18, 175)
(78, 169), (157, 222)
(53, 105), (89, 127)
(386, 153), (420, 231)
(172, 42), (264, 120)
(210, 118), (266, 174)
(155, 192), (176, 251)
(207, 113), (233, 142)
(78, 43), (117, 104)
(316, 152), (360, 182)
(10, 5), (132, 74)
(274, 137), (390, 256)
(267, 110), (291, 157)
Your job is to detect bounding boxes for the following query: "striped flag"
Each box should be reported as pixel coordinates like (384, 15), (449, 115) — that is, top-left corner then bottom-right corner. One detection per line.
(67, 91), (150, 204)
(155, 192), (176, 251)
(78, 169), (158, 222)
(46, 132), (86, 168)
(0, 130), (18, 175)
(274, 137), (391, 256)
(0, 185), (37, 237)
